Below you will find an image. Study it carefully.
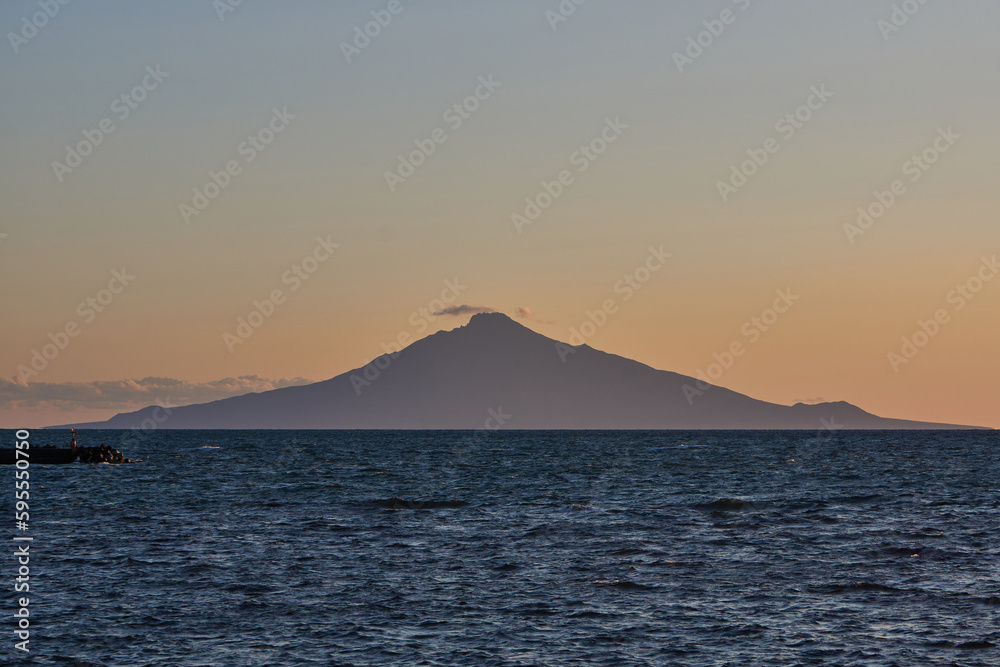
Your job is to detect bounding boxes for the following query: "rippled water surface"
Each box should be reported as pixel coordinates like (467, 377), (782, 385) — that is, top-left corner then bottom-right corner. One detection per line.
(5, 429), (1000, 666)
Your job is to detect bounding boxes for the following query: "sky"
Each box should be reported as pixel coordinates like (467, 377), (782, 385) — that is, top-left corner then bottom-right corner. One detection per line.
(1, 0), (998, 429)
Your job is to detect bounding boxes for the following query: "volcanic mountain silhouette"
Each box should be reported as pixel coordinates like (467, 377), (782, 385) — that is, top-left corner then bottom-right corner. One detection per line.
(63, 313), (977, 429)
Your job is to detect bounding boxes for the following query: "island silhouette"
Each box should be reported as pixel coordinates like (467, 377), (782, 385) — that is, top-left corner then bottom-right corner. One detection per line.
(57, 313), (980, 430)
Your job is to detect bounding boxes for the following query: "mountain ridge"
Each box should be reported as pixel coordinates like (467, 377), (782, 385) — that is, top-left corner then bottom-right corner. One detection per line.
(53, 312), (985, 430)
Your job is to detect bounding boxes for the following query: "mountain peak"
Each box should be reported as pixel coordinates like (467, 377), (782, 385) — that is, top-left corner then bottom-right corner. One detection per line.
(466, 311), (521, 328)
(458, 311), (540, 344)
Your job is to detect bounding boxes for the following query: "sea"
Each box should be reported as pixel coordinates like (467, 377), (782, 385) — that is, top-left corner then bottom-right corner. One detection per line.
(3, 429), (999, 666)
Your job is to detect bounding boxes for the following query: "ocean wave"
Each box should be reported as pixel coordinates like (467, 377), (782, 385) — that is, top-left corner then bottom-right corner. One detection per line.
(382, 497), (466, 509)
(697, 498), (757, 512)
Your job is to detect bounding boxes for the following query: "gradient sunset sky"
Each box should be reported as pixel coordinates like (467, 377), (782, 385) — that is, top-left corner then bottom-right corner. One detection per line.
(2, 0), (998, 428)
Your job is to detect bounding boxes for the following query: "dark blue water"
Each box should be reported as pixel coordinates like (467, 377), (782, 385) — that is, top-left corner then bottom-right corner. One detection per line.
(4, 429), (999, 666)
